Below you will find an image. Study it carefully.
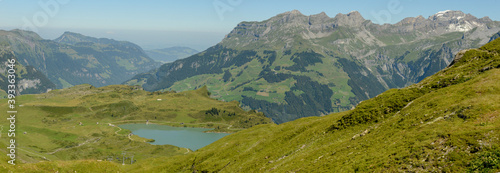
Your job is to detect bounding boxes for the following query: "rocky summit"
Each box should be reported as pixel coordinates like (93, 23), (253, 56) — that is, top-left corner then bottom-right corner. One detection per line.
(127, 10), (500, 123)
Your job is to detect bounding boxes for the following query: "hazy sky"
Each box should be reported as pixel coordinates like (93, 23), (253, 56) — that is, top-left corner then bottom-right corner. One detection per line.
(1, 0), (499, 50)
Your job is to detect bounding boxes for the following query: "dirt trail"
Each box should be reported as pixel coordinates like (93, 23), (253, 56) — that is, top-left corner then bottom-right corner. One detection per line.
(112, 124), (122, 135)
(48, 137), (101, 155)
(111, 123), (139, 141)
(18, 148), (50, 161)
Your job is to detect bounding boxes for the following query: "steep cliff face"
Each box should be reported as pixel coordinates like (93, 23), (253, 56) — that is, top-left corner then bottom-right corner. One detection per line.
(127, 10), (500, 123)
(0, 30), (160, 89)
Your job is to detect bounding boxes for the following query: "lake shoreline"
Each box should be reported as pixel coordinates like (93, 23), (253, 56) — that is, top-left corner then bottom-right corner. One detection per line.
(110, 120), (237, 133)
(117, 123), (231, 151)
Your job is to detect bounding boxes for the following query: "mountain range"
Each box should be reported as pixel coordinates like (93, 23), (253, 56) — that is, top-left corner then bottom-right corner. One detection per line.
(126, 10), (500, 123)
(0, 30), (160, 90)
(145, 47), (199, 63)
(4, 31), (500, 173)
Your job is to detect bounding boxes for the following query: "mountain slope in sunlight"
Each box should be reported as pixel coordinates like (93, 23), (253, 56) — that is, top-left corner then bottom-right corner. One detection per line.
(126, 37), (500, 172)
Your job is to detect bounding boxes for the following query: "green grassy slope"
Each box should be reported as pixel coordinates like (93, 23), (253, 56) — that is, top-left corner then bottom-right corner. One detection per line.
(0, 84), (271, 167)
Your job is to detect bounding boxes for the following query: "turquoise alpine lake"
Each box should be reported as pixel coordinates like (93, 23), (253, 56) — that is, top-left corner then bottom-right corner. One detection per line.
(118, 124), (230, 151)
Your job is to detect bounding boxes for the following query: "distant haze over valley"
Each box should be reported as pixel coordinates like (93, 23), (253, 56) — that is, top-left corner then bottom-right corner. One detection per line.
(145, 47), (199, 63)
(18, 28), (227, 51)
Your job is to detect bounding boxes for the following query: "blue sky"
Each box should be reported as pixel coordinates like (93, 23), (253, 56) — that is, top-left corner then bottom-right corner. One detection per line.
(1, 0), (499, 50)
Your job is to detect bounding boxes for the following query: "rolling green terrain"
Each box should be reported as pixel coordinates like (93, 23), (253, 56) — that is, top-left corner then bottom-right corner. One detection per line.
(0, 30), (160, 89)
(0, 84), (271, 169)
(5, 37), (498, 172)
(127, 10), (500, 123)
(145, 47), (199, 63)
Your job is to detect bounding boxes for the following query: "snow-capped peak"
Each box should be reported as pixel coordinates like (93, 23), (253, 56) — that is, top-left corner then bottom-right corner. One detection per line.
(435, 10), (451, 17)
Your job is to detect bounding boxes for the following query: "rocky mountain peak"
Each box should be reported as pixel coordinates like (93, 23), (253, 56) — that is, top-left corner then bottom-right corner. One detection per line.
(59, 31), (88, 39)
(288, 9), (303, 15)
(311, 12), (329, 18)
(308, 11), (331, 24)
(222, 10), (498, 48)
(262, 10), (308, 26)
(393, 10), (495, 34)
(427, 10), (487, 32)
(480, 16), (493, 23)
(397, 15), (426, 25)
(347, 11), (362, 17)
(54, 31), (97, 45)
(276, 9), (305, 19)
(333, 11), (366, 27)
(61, 31), (81, 36)
(428, 10), (475, 21)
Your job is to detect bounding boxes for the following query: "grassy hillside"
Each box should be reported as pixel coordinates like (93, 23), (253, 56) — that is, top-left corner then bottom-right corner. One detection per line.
(2, 38), (499, 172)
(20, 37), (498, 172)
(0, 84), (271, 168)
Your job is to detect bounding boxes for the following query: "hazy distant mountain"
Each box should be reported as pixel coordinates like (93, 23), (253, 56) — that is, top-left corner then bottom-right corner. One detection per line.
(0, 30), (160, 89)
(0, 43), (56, 95)
(145, 47), (199, 63)
(128, 10), (500, 123)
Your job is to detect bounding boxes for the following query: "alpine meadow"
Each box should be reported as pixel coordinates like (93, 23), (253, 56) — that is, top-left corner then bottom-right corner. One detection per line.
(1, 1), (500, 172)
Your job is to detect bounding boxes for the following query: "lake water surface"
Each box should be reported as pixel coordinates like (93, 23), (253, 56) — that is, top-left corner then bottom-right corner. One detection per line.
(118, 124), (230, 151)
